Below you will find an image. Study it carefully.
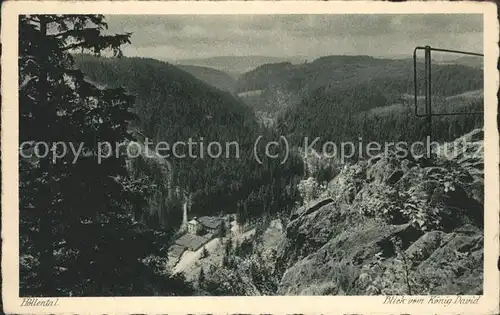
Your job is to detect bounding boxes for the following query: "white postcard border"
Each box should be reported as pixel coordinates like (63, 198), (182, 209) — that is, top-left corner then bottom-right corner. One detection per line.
(2, 2), (499, 314)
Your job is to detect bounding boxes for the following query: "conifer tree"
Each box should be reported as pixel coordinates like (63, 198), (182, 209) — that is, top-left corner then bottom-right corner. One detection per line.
(198, 268), (205, 283)
(18, 14), (159, 296)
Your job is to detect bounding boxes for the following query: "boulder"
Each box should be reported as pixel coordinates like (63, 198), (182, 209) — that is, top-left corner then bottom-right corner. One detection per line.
(290, 197), (334, 221)
(405, 230), (445, 265)
(277, 221), (414, 295)
(275, 129), (484, 295)
(276, 202), (357, 273)
(414, 226), (483, 294)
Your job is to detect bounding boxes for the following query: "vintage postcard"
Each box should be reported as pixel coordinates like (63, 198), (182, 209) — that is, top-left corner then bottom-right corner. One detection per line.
(1, 1), (499, 314)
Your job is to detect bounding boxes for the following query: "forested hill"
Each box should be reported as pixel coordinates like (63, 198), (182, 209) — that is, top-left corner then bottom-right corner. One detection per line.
(237, 55), (482, 95)
(436, 56), (483, 69)
(75, 55), (254, 139)
(74, 55), (303, 229)
(236, 55), (483, 115)
(177, 64), (237, 93)
(74, 55), (254, 223)
(274, 58), (483, 146)
(173, 55), (305, 77)
(277, 83), (483, 148)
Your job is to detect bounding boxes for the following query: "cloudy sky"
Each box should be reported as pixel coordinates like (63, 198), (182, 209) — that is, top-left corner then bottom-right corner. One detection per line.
(104, 14), (483, 61)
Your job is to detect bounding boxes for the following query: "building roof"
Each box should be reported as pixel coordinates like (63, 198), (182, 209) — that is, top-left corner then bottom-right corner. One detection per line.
(174, 233), (209, 251)
(204, 232), (215, 240)
(197, 216), (222, 229)
(168, 244), (187, 258)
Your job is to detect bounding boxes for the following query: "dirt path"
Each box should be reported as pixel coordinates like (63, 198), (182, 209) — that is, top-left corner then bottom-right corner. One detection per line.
(173, 238), (221, 274)
(234, 228), (255, 242)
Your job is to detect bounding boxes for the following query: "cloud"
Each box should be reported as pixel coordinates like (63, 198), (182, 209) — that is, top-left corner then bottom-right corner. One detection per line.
(104, 14), (483, 60)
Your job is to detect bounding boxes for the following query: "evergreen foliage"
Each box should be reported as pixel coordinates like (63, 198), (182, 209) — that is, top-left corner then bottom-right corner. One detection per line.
(74, 54), (304, 226)
(277, 84), (483, 148)
(19, 14), (193, 296)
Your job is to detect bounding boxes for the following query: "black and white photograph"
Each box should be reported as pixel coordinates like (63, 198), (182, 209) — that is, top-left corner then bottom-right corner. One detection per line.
(2, 1), (499, 314)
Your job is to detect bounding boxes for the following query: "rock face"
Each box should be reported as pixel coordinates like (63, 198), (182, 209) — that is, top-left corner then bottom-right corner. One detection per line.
(276, 129), (484, 295)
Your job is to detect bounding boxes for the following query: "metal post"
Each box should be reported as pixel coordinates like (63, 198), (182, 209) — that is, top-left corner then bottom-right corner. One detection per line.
(424, 45), (432, 155)
(413, 45), (483, 156)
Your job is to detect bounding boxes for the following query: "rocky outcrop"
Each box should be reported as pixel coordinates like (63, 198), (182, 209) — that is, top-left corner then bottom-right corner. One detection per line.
(276, 129), (484, 295)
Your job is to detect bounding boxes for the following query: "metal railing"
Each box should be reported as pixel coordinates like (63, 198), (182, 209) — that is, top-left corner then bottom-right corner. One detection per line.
(413, 45), (484, 142)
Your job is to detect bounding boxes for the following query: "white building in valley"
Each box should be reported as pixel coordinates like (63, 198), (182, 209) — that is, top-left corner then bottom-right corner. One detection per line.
(187, 217), (201, 234)
(187, 216), (223, 236)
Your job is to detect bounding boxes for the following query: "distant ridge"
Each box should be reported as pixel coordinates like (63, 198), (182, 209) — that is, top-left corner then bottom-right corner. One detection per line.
(171, 55), (307, 77)
(177, 64), (236, 93)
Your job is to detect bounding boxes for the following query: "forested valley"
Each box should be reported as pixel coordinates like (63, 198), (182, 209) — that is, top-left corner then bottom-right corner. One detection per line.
(74, 54), (304, 229)
(18, 14), (484, 297)
(19, 14), (303, 296)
